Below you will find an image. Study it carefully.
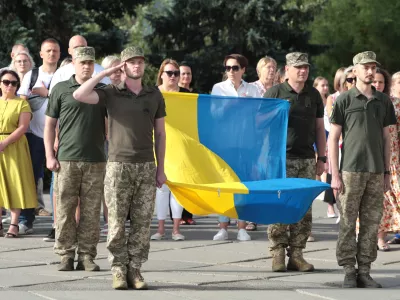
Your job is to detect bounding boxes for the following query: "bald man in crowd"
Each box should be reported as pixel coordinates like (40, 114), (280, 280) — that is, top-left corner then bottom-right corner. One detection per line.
(49, 35), (110, 94)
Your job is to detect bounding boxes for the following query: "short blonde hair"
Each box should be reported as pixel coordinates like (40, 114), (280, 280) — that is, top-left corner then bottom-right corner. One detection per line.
(101, 55), (120, 69)
(256, 56), (277, 77)
(392, 71), (400, 83)
(10, 51), (35, 71)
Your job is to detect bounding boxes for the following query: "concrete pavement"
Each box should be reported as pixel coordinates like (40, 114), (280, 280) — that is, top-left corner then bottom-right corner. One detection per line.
(1, 195), (400, 300)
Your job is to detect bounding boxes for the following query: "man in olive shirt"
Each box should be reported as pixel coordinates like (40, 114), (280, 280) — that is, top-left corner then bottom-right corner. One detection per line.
(72, 47), (167, 290)
(264, 52), (326, 273)
(330, 51), (396, 288)
(44, 47), (106, 272)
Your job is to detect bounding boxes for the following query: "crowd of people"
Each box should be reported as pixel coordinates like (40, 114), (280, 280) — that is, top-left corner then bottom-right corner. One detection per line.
(0, 34), (399, 290)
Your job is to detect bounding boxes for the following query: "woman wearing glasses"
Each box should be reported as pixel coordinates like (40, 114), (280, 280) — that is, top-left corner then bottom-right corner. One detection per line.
(210, 54), (260, 242)
(151, 59), (188, 241)
(10, 51), (34, 82)
(0, 70), (36, 238)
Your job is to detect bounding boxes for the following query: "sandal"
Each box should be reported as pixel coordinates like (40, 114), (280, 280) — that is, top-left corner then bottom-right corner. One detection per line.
(5, 224), (19, 238)
(245, 222), (257, 231)
(186, 218), (196, 225)
(377, 242), (390, 252)
(179, 219), (187, 225)
(387, 237), (400, 244)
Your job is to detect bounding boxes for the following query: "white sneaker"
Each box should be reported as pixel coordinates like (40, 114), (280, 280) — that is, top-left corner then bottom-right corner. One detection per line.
(18, 223), (34, 235)
(2, 216), (11, 224)
(150, 232), (165, 240)
(213, 228), (228, 241)
(237, 229), (251, 241)
(172, 233), (185, 241)
(336, 214), (341, 224)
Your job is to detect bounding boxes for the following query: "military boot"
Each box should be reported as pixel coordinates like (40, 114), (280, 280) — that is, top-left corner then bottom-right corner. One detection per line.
(271, 247), (286, 272)
(57, 257), (74, 271)
(127, 267), (148, 290)
(342, 265), (357, 288)
(112, 272), (128, 290)
(357, 274), (382, 288)
(287, 247), (314, 272)
(76, 257), (100, 271)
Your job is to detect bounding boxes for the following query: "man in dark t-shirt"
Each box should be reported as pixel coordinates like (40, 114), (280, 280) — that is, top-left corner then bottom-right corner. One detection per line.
(264, 52), (326, 273)
(330, 51), (396, 288)
(44, 47), (106, 272)
(72, 46), (167, 290)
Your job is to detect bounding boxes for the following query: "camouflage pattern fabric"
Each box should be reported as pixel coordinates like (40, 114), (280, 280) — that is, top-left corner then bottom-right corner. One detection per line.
(105, 161), (156, 275)
(336, 171), (384, 271)
(286, 52), (310, 67)
(73, 46), (95, 62)
(54, 161), (105, 260)
(353, 51), (380, 65)
(267, 158), (316, 250)
(120, 46), (145, 62)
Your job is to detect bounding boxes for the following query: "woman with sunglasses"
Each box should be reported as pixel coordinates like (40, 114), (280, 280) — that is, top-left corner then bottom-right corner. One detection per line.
(151, 59), (188, 242)
(211, 54), (260, 242)
(0, 70), (36, 238)
(10, 51), (34, 82)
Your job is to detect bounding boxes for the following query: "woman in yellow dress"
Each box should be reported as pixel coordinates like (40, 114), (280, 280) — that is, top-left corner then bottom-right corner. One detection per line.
(0, 70), (36, 238)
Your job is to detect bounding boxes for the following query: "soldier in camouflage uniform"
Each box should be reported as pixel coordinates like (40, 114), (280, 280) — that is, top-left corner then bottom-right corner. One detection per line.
(329, 51), (396, 288)
(72, 47), (167, 290)
(264, 52), (326, 272)
(44, 47), (106, 271)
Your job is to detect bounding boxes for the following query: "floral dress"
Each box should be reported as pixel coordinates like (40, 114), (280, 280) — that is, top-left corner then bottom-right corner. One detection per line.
(379, 97), (400, 233)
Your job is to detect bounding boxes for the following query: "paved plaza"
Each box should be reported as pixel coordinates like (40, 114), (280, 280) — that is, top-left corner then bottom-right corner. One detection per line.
(1, 195), (400, 300)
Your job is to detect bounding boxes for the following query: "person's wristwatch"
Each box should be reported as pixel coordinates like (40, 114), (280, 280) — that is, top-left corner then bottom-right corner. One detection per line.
(384, 170), (390, 175)
(317, 156), (327, 163)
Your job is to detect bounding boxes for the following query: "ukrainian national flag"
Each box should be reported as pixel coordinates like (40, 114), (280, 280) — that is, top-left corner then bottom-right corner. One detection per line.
(162, 92), (329, 225)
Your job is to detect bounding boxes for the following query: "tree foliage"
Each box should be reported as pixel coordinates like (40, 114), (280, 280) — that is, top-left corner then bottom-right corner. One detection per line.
(310, 0), (400, 80)
(0, 0), (150, 66)
(144, 0), (323, 93)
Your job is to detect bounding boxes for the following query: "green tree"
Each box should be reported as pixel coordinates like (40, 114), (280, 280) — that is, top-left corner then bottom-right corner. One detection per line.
(0, 0), (150, 66)
(143, 0), (322, 93)
(310, 0), (400, 80)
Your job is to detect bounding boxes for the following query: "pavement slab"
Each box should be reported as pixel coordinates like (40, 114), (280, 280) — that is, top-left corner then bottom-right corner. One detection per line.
(1, 195), (400, 300)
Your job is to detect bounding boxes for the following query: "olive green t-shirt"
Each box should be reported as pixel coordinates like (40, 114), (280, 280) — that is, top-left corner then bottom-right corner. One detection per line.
(95, 83), (166, 163)
(330, 86), (396, 173)
(46, 75), (106, 162)
(264, 80), (324, 159)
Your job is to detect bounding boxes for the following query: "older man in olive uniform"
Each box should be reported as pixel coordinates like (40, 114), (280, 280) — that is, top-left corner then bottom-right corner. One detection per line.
(330, 51), (396, 288)
(71, 47), (167, 290)
(264, 52), (326, 273)
(44, 47), (106, 272)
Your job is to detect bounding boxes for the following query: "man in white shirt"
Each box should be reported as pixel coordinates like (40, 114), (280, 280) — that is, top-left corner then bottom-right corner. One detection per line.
(49, 35), (110, 94)
(211, 54), (261, 242)
(17, 38), (61, 234)
(0, 44), (29, 72)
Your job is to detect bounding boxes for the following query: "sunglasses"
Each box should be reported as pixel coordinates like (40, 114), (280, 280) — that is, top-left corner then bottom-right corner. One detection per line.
(1, 80), (18, 87)
(346, 77), (356, 84)
(164, 70), (180, 77)
(225, 65), (241, 72)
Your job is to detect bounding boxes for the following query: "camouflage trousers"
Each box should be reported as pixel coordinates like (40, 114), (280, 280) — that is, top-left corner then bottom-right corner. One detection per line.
(105, 161), (156, 275)
(54, 161), (105, 260)
(336, 172), (384, 269)
(267, 158), (315, 251)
